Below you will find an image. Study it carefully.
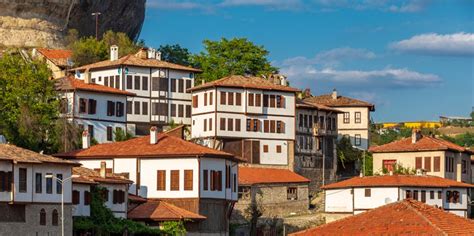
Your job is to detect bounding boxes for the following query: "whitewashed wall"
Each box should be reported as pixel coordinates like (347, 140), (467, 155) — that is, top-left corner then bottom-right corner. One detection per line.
(354, 187), (398, 212)
(72, 184), (91, 217)
(325, 189), (353, 212)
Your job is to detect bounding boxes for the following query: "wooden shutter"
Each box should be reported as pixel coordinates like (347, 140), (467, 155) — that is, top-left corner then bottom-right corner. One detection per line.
(0, 172), (4, 192)
(255, 94), (261, 106)
(424, 157), (431, 172)
(236, 93), (241, 106)
(249, 119), (254, 132)
(210, 170), (215, 191)
(19, 168), (27, 192)
(280, 121), (285, 134)
(228, 118), (233, 131)
(203, 170), (209, 191)
(263, 145), (268, 153)
(220, 118), (226, 131)
(178, 79), (184, 93)
(178, 104), (184, 117)
(235, 119), (241, 131)
(209, 92), (213, 105)
(270, 95), (276, 107)
(263, 94), (269, 107)
(192, 95), (198, 108)
(84, 191), (91, 205)
(434, 156), (440, 172)
(157, 170), (166, 190)
(220, 92), (226, 105)
(127, 75), (133, 89)
(226, 166), (231, 189)
(252, 140), (260, 164)
(72, 190), (80, 204)
(276, 145), (282, 153)
(113, 190), (117, 204)
(204, 93), (208, 106)
(184, 170), (193, 191)
(415, 157), (422, 169)
(170, 170), (179, 191)
(280, 95), (285, 108)
(264, 120), (269, 133)
(185, 80), (191, 93)
(248, 93), (254, 106)
(6, 172), (12, 192)
(243, 140), (252, 162)
(217, 171), (222, 191)
(228, 92), (234, 105)
(270, 120), (276, 133)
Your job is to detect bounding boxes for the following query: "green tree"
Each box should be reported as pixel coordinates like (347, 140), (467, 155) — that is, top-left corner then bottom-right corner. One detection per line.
(102, 31), (144, 58)
(337, 136), (362, 169)
(191, 38), (277, 83)
(113, 128), (134, 142)
(158, 44), (191, 66)
(0, 53), (59, 153)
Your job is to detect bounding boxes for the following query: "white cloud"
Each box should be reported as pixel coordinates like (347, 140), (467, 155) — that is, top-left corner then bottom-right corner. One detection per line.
(219, 0), (304, 10)
(282, 47), (376, 67)
(390, 32), (474, 57)
(314, 0), (431, 13)
(147, 0), (212, 11)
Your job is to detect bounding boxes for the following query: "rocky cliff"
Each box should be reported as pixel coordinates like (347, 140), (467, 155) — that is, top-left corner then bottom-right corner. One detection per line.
(0, 0), (145, 48)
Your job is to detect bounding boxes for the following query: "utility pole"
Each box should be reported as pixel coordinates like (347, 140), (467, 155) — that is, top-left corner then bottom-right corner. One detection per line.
(91, 12), (101, 40)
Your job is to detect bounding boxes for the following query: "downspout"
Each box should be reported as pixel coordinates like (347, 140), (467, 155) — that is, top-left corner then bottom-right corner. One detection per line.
(11, 161), (15, 203)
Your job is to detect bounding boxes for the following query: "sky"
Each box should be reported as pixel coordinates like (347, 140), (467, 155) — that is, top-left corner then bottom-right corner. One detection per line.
(140, 0), (474, 122)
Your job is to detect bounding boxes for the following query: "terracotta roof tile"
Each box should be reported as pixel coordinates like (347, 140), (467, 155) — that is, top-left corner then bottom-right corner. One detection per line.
(128, 194), (147, 203)
(37, 48), (72, 67)
(55, 76), (135, 96)
(73, 53), (201, 72)
(290, 199), (474, 236)
(54, 134), (240, 162)
(322, 175), (473, 190)
(189, 75), (300, 93)
(72, 167), (133, 185)
(127, 200), (206, 221)
(296, 99), (343, 112)
(239, 167), (310, 185)
(0, 144), (79, 166)
(304, 94), (375, 110)
(369, 135), (473, 154)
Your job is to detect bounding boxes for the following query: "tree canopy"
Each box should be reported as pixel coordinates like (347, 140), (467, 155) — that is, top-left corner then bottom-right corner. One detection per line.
(158, 44), (192, 66)
(191, 38), (278, 83)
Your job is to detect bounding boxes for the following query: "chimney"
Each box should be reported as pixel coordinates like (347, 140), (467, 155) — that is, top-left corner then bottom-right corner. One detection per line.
(83, 69), (91, 84)
(82, 130), (90, 149)
(136, 48), (148, 59)
(150, 126), (158, 144)
(147, 48), (156, 59)
(279, 75), (288, 86)
(100, 161), (106, 178)
(456, 163), (462, 182)
(331, 89), (337, 100)
(411, 129), (422, 144)
(156, 51), (162, 61)
(110, 45), (119, 61)
(304, 88), (311, 98)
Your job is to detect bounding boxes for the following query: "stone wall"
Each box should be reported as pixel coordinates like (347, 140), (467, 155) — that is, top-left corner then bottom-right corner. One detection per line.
(0, 203), (73, 236)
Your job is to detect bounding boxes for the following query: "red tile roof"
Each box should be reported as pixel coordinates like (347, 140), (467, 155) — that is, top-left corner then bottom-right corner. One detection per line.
(304, 93), (375, 110)
(239, 167), (310, 185)
(128, 194), (147, 203)
(189, 75), (301, 93)
(369, 135), (473, 154)
(290, 199), (474, 236)
(72, 167), (133, 185)
(73, 53), (201, 72)
(54, 134), (240, 162)
(0, 144), (79, 166)
(128, 200), (206, 221)
(322, 175), (473, 190)
(55, 76), (135, 96)
(36, 48), (72, 67)
(296, 99), (343, 113)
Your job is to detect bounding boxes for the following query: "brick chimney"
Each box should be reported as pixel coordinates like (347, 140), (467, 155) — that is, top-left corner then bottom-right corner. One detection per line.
(150, 126), (158, 144)
(82, 130), (90, 149)
(411, 129), (422, 144)
(110, 45), (119, 61)
(331, 89), (337, 100)
(100, 161), (106, 178)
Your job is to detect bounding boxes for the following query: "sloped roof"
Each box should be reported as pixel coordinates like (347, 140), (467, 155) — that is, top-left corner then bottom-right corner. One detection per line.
(290, 199), (474, 235)
(54, 134), (240, 162)
(296, 99), (343, 113)
(73, 54), (201, 72)
(369, 135), (473, 154)
(304, 93), (375, 110)
(128, 200), (206, 221)
(72, 167), (132, 185)
(0, 144), (79, 166)
(36, 48), (72, 67)
(239, 167), (310, 185)
(188, 75), (300, 93)
(55, 76), (135, 96)
(322, 175), (473, 190)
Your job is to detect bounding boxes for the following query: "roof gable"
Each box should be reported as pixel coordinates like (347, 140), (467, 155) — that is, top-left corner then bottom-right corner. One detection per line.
(72, 167), (132, 185)
(304, 94), (374, 110)
(369, 135), (472, 154)
(189, 75), (300, 93)
(128, 200), (206, 221)
(55, 76), (135, 96)
(0, 144), (78, 165)
(37, 48), (72, 67)
(239, 167), (310, 185)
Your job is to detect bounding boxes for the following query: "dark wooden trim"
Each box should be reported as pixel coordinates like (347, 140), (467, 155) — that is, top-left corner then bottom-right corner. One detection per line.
(193, 135), (294, 141)
(73, 116), (127, 124)
(192, 110), (295, 118)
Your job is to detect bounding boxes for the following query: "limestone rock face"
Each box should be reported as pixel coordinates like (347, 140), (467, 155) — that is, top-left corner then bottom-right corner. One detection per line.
(0, 0), (146, 48)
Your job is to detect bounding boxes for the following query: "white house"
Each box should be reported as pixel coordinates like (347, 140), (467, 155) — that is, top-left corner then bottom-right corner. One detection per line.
(54, 127), (241, 235)
(304, 89), (375, 150)
(0, 144), (79, 236)
(72, 46), (202, 136)
(72, 166), (132, 218)
(56, 76), (136, 143)
(189, 75), (300, 167)
(322, 174), (473, 218)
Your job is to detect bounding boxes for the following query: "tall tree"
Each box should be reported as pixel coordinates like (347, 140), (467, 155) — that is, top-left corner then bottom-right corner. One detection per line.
(0, 53), (59, 153)
(158, 44), (191, 66)
(191, 38), (278, 83)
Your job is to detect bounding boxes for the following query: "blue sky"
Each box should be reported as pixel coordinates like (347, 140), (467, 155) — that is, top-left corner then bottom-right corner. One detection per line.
(140, 0), (473, 122)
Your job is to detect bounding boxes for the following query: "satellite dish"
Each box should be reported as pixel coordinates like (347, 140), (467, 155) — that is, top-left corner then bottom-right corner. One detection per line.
(118, 67), (122, 74)
(125, 67), (129, 74)
(75, 70), (80, 78)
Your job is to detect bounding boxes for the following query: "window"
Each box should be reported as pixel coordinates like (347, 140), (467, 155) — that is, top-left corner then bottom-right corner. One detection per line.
(415, 157), (422, 169)
(248, 93), (254, 106)
(134, 76), (140, 90)
(462, 160), (467, 174)
(192, 95), (198, 108)
(52, 209), (58, 226)
(220, 118), (226, 131)
(235, 119), (241, 131)
(115, 76), (120, 89)
(184, 170), (193, 191)
(56, 174), (62, 194)
(453, 191), (460, 203)
(238, 186), (250, 200)
(228, 118), (234, 131)
(438, 191), (442, 199)
(134, 101), (140, 115)
(246, 119), (251, 131)
(171, 104), (177, 117)
(152, 102), (168, 116)
(170, 78), (176, 92)
(228, 92), (234, 105)
(142, 76), (148, 90)
(270, 95), (276, 107)
(364, 188), (371, 197)
(126, 101), (132, 114)
(434, 156), (440, 172)
(343, 112), (350, 124)
(233, 174), (237, 192)
(79, 98), (87, 113)
(203, 170), (209, 191)
(107, 127), (113, 141)
(159, 77), (169, 91)
(421, 190), (426, 203)
(209, 92), (213, 105)
(264, 120), (269, 133)
(406, 190), (412, 199)
(170, 170), (179, 191)
(236, 93), (241, 106)
(210, 170), (222, 191)
(142, 102), (148, 115)
(104, 76), (109, 87)
(178, 104), (184, 117)
(72, 190), (80, 204)
(277, 121), (284, 133)
(221, 92), (226, 105)
(19, 168), (27, 193)
(84, 191), (91, 205)
(255, 94), (261, 106)
(40, 209), (46, 226)
(299, 114), (303, 127)
(185, 80), (192, 93)
(46, 173), (53, 194)
(110, 76), (115, 88)
(203, 119), (207, 131)
(383, 160), (396, 172)
(276, 95), (284, 108)
(204, 93), (208, 106)
(270, 120), (276, 133)
(430, 191), (434, 199)
(413, 190), (419, 200)
(186, 105), (191, 118)
(276, 145), (282, 153)
(107, 101), (115, 116)
(178, 79), (184, 93)
(35, 173), (42, 193)
(88, 99), (97, 114)
(424, 157), (431, 172)
(355, 112), (361, 123)
(157, 170), (166, 191)
(263, 144), (269, 153)
(287, 187), (297, 200)
(116, 102), (124, 117)
(126, 75), (133, 89)
(209, 118), (213, 131)
(263, 94), (269, 107)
